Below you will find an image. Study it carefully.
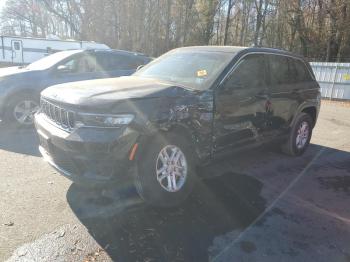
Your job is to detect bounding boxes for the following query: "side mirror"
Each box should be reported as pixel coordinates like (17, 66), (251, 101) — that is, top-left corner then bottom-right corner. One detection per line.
(56, 65), (70, 73)
(136, 65), (144, 71)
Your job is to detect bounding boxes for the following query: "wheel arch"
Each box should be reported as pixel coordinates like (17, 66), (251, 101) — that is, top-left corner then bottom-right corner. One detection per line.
(5, 88), (40, 107)
(136, 123), (201, 163)
(301, 106), (317, 127)
(291, 102), (319, 129)
(2, 88), (40, 124)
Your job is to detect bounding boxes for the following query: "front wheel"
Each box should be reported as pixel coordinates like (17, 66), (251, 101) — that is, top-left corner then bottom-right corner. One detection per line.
(282, 112), (313, 156)
(134, 133), (197, 207)
(5, 93), (40, 127)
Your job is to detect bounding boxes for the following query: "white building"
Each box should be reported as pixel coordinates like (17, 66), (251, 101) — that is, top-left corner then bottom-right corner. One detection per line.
(0, 35), (110, 66)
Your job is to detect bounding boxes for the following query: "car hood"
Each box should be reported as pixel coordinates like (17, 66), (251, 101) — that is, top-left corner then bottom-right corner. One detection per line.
(0, 66), (44, 84)
(41, 76), (194, 105)
(0, 66), (28, 78)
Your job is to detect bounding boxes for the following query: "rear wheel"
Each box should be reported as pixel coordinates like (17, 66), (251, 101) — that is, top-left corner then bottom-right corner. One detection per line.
(134, 133), (196, 207)
(282, 112), (313, 156)
(4, 93), (40, 127)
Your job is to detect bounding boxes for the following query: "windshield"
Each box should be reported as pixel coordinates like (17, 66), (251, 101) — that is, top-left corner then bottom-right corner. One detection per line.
(26, 50), (82, 70)
(134, 50), (235, 90)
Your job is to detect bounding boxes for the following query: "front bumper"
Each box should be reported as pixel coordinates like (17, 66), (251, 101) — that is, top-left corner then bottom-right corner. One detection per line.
(34, 113), (139, 187)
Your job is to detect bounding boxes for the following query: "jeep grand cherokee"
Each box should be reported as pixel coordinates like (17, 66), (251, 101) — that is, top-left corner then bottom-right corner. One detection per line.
(34, 46), (321, 206)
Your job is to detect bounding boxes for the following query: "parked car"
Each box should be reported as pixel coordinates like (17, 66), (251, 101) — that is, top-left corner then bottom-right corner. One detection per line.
(34, 46), (321, 206)
(0, 49), (151, 126)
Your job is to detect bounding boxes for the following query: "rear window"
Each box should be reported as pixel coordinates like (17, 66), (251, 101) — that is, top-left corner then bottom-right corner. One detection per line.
(268, 55), (313, 85)
(294, 59), (313, 82)
(269, 55), (290, 85)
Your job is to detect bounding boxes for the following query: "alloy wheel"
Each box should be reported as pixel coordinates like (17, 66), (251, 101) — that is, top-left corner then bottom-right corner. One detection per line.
(296, 121), (310, 149)
(13, 100), (40, 125)
(155, 145), (188, 192)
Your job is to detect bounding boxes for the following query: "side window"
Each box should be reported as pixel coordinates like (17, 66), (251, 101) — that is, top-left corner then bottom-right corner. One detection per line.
(114, 55), (137, 70)
(269, 55), (290, 85)
(57, 54), (96, 74)
(294, 59), (313, 82)
(13, 42), (20, 50)
(113, 55), (146, 70)
(76, 54), (96, 73)
(96, 53), (111, 71)
(287, 57), (298, 83)
(58, 56), (80, 73)
(96, 53), (144, 71)
(224, 54), (266, 90)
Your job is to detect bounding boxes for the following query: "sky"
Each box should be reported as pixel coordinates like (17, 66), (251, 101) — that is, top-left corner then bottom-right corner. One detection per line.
(0, 0), (6, 12)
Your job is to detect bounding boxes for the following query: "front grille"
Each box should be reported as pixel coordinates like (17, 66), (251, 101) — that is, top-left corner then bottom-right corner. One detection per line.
(40, 99), (75, 131)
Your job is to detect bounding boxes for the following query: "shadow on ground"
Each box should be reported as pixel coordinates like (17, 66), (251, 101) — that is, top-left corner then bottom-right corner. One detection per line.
(67, 159), (266, 261)
(65, 144), (350, 261)
(0, 125), (39, 156)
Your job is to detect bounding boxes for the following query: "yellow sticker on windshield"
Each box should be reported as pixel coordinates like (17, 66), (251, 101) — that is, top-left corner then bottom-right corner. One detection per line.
(197, 70), (207, 77)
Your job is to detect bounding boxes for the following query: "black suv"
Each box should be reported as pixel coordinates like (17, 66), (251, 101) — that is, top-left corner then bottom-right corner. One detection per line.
(34, 46), (321, 206)
(0, 49), (150, 126)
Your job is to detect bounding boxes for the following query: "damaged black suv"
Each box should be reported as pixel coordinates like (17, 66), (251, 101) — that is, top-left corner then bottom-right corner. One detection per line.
(34, 46), (320, 206)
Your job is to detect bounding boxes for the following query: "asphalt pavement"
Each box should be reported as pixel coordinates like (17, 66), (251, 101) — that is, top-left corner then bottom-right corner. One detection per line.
(1, 101), (350, 262)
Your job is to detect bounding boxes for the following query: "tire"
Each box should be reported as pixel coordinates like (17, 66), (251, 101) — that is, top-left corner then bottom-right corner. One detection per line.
(134, 133), (197, 207)
(282, 112), (313, 156)
(4, 93), (40, 127)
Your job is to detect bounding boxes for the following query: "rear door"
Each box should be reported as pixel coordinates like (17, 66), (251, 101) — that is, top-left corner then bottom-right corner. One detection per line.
(266, 55), (301, 135)
(293, 59), (320, 104)
(267, 55), (319, 136)
(11, 40), (23, 64)
(213, 54), (270, 154)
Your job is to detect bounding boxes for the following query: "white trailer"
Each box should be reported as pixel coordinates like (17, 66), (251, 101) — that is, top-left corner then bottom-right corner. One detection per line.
(0, 35), (110, 66)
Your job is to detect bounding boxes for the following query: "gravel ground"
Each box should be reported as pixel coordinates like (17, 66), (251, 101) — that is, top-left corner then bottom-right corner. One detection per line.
(1, 101), (350, 262)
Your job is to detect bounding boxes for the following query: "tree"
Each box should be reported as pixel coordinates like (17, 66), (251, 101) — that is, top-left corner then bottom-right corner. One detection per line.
(223, 0), (235, 45)
(1, 0), (350, 61)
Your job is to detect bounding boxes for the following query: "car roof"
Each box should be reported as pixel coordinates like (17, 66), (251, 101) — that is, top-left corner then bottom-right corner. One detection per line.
(173, 45), (249, 53)
(54, 49), (149, 58)
(54, 49), (85, 55)
(172, 45), (303, 59)
(86, 49), (149, 58)
(242, 47), (304, 59)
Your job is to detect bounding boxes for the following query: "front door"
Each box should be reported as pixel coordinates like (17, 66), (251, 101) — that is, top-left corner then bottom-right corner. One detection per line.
(11, 40), (23, 64)
(213, 54), (270, 154)
(48, 53), (100, 87)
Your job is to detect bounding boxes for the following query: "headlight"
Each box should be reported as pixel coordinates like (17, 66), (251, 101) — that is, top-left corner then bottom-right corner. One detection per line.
(76, 113), (134, 128)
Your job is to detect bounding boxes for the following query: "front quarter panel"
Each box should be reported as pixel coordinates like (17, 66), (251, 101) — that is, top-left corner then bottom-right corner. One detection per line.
(113, 89), (215, 162)
(0, 71), (47, 116)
